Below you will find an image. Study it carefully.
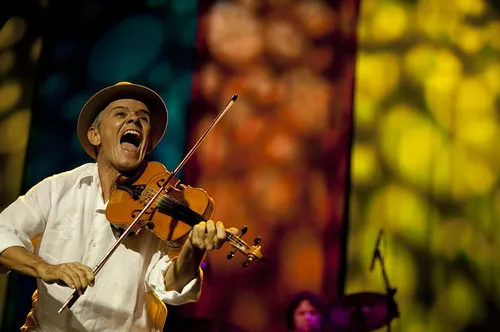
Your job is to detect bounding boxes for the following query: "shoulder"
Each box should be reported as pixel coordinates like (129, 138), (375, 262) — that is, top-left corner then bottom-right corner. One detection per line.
(49, 163), (96, 183)
(26, 163), (97, 195)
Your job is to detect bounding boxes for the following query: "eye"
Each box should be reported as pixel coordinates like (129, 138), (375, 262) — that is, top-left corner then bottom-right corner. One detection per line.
(115, 111), (126, 117)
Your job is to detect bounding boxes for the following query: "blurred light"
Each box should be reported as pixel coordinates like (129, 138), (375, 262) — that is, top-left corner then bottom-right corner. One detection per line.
(88, 15), (164, 83)
(293, 1), (336, 39)
(0, 17), (27, 50)
(356, 52), (400, 102)
(281, 68), (331, 136)
(351, 143), (378, 187)
(0, 81), (22, 113)
(379, 104), (446, 190)
(455, 77), (494, 117)
(199, 63), (224, 102)
(455, 0), (485, 16)
(405, 46), (462, 88)
(30, 38), (43, 62)
(416, 0), (460, 40)
(265, 19), (306, 64)
(455, 118), (498, 156)
(366, 184), (437, 248)
(452, 24), (487, 54)
(353, 93), (377, 130)
(264, 131), (300, 165)
(370, 3), (408, 43)
(249, 170), (300, 219)
(482, 62), (500, 94)
(207, 2), (263, 69)
(0, 50), (15, 74)
(0, 109), (31, 153)
(39, 0), (49, 8)
(435, 274), (483, 326)
(280, 229), (324, 293)
(463, 158), (495, 195)
(422, 50), (463, 130)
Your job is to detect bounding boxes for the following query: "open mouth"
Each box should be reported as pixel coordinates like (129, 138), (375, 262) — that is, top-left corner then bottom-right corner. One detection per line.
(120, 129), (142, 153)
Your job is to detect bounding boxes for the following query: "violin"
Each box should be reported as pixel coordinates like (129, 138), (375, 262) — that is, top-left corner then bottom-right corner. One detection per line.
(58, 95), (264, 313)
(106, 160), (264, 262)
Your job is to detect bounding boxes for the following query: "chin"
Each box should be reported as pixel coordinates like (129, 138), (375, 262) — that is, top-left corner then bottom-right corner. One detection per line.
(116, 157), (144, 172)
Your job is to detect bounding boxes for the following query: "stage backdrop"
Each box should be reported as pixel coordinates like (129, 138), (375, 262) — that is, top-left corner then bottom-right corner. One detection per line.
(180, 1), (358, 331)
(0, 0), (46, 327)
(347, 0), (500, 331)
(1, 0), (359, 331)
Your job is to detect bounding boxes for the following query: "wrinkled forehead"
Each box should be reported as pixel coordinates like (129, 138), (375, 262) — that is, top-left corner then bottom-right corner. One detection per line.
(104, 98), (150, 113)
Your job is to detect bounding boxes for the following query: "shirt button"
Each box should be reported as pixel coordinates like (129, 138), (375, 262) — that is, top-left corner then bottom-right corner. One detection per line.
(91, 241), (97, 247)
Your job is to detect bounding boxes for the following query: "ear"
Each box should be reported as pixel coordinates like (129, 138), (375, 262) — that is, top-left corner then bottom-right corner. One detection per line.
(87, 126), (101, 148)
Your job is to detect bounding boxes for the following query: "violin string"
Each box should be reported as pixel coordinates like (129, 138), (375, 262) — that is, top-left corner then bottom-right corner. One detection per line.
(140, 186), (251, 249)
(140, 187), (250, 248)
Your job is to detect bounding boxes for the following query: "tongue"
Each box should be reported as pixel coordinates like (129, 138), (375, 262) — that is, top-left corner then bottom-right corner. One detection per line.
(121, 142), (138, 152)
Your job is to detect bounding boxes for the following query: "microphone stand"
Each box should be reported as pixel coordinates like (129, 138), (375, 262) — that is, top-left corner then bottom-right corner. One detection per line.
(372, 237), (399, 332)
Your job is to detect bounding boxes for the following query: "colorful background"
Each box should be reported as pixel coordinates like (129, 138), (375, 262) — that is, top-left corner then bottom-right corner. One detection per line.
(1, 0), (499, 331)
(347, 0), (500, 331)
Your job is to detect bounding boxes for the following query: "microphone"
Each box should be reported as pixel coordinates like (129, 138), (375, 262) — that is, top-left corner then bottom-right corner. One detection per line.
(370, 229), (383, 271)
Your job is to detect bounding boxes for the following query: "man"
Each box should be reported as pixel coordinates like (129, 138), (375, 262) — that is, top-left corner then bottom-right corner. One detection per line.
(0, 82), (234, 331)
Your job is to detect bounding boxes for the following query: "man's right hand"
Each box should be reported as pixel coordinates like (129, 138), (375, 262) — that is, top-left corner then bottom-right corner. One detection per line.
(37, 262), (95, 295)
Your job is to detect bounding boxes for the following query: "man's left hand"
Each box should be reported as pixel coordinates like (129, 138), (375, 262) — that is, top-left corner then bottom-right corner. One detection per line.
(189, 220), (237, 251)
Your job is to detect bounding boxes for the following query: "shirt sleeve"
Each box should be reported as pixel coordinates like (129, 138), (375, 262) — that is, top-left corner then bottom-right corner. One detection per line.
(0, 176), (53, 258)
(144, 250), (203, 306)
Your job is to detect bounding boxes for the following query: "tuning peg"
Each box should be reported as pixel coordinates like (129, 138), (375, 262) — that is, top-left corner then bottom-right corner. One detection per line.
(239, 226), (248, 237)
(242, 257), (253, 268)
(253, 237), (261, 245)
(227, 251), (236, 260)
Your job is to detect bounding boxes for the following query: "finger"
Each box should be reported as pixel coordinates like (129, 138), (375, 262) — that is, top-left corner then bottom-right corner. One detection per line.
(80, 265), (95, 287)
(205, 220), (216, 251)
(196, 222), (206, 250)
(71, 263), (90, 291)
(61, 266), (83, 295)
(216, 221), (226, 241)
(57, 272), (75, 290)
(74, 263), (95, 287)
(227, 227), (239, 235)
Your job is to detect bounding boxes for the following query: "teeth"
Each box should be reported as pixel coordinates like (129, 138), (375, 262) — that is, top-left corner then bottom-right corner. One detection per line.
(124, 130), (140, 137)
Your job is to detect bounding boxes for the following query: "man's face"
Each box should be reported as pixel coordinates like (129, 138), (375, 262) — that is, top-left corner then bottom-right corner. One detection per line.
(293, 300), (322, 332)
(88, 99), (152, 172)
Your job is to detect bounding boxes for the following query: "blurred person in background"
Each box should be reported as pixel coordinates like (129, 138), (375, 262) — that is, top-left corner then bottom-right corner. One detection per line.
(0, 82), (235, 332)
(285, 291), (328, 332)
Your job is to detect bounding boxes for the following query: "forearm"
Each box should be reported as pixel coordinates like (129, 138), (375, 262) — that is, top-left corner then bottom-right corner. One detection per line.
(0, 246), (48, 278)
(164, 241), (204, 292)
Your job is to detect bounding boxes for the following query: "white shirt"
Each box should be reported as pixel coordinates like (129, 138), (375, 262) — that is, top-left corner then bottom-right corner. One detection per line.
(0, 163), (202, 331)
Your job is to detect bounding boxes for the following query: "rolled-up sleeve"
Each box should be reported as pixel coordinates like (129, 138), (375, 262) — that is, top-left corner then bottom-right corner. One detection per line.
(0, 177), (53, 259)
(145, 251), (203, 306)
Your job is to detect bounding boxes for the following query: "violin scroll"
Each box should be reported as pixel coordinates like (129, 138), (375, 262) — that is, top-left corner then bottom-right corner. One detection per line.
(226, 225), (264, 268)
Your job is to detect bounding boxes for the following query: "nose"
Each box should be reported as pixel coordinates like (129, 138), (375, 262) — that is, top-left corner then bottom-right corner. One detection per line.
(126, 113), (141, 125)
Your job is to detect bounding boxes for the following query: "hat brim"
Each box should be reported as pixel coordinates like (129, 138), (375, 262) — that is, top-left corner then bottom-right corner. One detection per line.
(77, 83), (168, 159)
